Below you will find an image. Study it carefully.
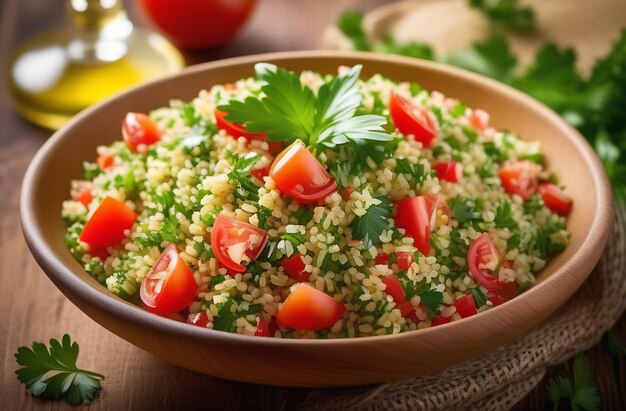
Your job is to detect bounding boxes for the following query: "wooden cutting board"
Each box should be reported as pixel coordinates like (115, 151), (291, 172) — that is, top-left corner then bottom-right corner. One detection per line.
(325, 0), (626, 75)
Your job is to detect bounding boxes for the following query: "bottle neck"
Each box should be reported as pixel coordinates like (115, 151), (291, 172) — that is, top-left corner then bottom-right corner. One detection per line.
(68, 0), (126, 31)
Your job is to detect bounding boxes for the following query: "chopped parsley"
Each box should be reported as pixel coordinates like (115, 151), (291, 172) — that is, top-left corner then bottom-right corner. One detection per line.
(226, 152), (261, 202)
(399, 274), (444, 317)
(350, 196), (392, 246)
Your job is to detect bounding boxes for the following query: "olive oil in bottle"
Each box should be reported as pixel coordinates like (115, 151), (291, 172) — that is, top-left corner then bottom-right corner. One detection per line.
(8, 0), (184, 130)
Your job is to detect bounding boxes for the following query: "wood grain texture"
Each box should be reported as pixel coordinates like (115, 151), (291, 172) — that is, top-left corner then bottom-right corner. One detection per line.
(1, 0), (624, 409)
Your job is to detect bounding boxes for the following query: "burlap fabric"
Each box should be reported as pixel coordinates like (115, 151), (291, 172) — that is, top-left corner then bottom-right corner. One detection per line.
(302, 206), (626, 411)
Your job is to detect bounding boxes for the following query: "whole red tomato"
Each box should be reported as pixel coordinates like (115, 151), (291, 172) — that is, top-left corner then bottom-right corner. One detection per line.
(141, 0), (257, 49)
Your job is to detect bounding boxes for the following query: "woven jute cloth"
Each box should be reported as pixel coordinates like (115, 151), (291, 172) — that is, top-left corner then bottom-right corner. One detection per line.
(302, 206), (626, 411)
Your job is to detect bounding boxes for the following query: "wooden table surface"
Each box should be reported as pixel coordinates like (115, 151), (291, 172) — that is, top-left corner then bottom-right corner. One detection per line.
(1, 0), (624, 409)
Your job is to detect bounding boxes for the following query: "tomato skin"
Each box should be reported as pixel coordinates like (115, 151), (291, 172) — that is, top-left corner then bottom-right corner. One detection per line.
(281, 254), (309, 282)
(396, 252), (414, 271)
(389, 92), (437, 147)
(187, 311), (209, 327)
(374, 252), (390, 265)
(254, 318), (274, 337)
(538, 183), (573, 216)
(141, 0), (256, 49)
(431, 315), (451, 326)
(467, 233), (516, 294)
(395, 196), (431, 256)
(381, 276), (406, 302)
(396, 300), (415, 317)
(76, 187), (93, 207)
(79, 196), (136, 250)
(269, 141), (338, 204)
(433, 161), (462, 183)
(453, 294), (478, 318)
(250, 166), (271, 183)
(96, 154), (114, 169)
(122, 112), (161, 153)
(211, 215), (268, 273)
(215, 109), (268, 141)
(488, 281), (518, 307)
(424, 194), (451, 229)
(499, 161), (540, 201)
(141, 244), (198, 316)
(275, 284), (345, 331)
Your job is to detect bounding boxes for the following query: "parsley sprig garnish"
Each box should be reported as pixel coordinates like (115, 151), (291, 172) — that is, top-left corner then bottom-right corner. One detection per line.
(218, 64), (392, 152)
(546, 354), (601, 411)
(15, 334), (104, 405)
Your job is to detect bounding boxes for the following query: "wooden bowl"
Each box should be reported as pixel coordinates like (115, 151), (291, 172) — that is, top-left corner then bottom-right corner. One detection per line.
(20, 51), (613, 386)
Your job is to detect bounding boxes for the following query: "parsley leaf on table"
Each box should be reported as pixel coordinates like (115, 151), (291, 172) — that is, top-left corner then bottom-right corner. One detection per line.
(15, 334), (104, 405)
(546, 354), (601, 411)
(218, 64), (392, 152)
(351, 195), (392, 246)
(468, 0), (535, 32)
(444, 36), (517, 83)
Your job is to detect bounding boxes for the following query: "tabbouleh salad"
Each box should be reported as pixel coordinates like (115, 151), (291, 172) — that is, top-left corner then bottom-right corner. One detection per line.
(62, 64), (572, 338)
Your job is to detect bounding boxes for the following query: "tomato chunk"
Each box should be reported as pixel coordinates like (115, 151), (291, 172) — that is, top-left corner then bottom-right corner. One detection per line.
(141, 244), (198, 316)
(254, 318), (274, 337)
(389, 92), (437, 147)
(211, 215), (268, 273)
(433, 161), (462, 183)
(395, 196), (431, 256)
(538, 183), (573, 216)
(469, 109), (489, 131)
(96, 154), (114, 169)
(396, 300), (415, 317)
(250, 165), (271, 183)
(424, 194), (451, 229)
(269, 141), (338, 204)
(396, 252), (414, 271)
(275, 284), (345, 330)
(75, 187), (93, 207)
(467, 233), (517, 295)
(187, 311), (209, 327)
(79, 196), (136, 250)
(281, 254), (309, 282)
(431, 315), (451, 326)
(374, 252), (390, 265)
(488, 281), (518, 307)
(499, 161), (540, 201)
(122, 112), (161, 153)
(381, 276), (405, 302)
(453, 294), (478, 318)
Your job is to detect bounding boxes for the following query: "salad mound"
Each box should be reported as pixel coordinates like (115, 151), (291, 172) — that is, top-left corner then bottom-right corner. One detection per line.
(62, 64), (571, 338)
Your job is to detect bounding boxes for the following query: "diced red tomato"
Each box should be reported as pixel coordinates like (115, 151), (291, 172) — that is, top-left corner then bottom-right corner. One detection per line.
(275, 284), (345, 330)
(488, 281), (517, 307)
(79, 196), (136, 250)
(381, 276), (406, 302)
(210, 214), (268, 273)
(431, 315), (451, 326)
(389, 92), (437, 147)
(281, 254), (309, 282)
(269, 141), (338, 204)
(433, 161), (462, 183)
(467, 233), (517, 295)
(424, 194), (451, 229)
(122, 112), (161, 153)
(187, 311), (209, 327)
(140, 244), (198, 316)
(75, 187), (93, 207)
(469, 109), (489, 131)
(396, 300), (415, 317)
(395, 196), (431, 256)
(215, 109), (283, 155)
(254, 317), (274, 337)
(250, 165), (271, 182)
(96, 154), (114, 169)
(89, 248), (109, 261)
(453, 294), (478, 318)
(341, 186), (355, 200)
(396, 252), (414, 271)
(374, 252), (390, 265)
(538, 183), (573, 216)
(499, 161), (540, 201)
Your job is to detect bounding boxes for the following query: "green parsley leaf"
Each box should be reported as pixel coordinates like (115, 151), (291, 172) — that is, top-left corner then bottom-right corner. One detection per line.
(469, 0), (535, 32)
(470, 287), (488, 308)
(494, 201), (517, 230)
(376, 37), (435, 60)
(351, 196), (392, 246)
(226, 152), (261, 202)
(395, 158), (429, 187)
(219, 64), (392, 152)
(213, 298), (237, 332)
(398, 274), (443, 316)
(450, 196), (483, 224)
(337, 10), (370, 51)
(546, 354), (600, 411)
(15, 334), (103, 405)
(444, 36), (517, 83)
